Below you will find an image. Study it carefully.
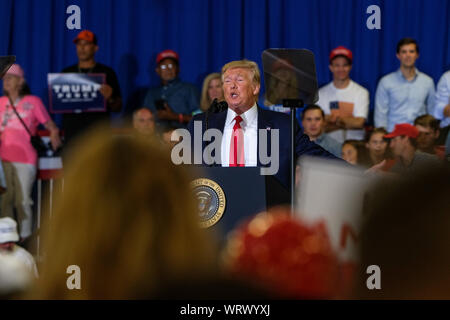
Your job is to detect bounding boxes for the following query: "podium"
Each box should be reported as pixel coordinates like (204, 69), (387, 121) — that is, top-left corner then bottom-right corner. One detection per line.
(191, 167), (289, 239)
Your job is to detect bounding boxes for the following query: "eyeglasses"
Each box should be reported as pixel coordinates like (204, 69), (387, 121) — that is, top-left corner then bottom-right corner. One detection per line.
(160, 64), (175, 70)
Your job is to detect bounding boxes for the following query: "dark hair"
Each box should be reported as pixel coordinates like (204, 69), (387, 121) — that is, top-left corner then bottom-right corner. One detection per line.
(408, 137), (418, 148)
(357, 166), (450, 298)
(365, 127), (388, 142)
(301, 105), (325, 120)
(343, 139), (370, 165)
(414, 114), (440, 132)
(396, 38), (419, 54)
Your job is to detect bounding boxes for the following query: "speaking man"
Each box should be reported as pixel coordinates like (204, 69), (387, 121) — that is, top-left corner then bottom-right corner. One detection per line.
(187, 59), (338, 189)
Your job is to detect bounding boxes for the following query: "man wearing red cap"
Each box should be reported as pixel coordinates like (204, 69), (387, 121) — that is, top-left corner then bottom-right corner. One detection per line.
(317, 46), (369, 144)
(385, 123), (440, 173)
(62, 30), (122, 144)
(143, 49), (199, 128)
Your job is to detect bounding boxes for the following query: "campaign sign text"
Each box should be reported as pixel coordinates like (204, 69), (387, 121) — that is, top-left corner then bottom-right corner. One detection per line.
(48, 73), (105, 114)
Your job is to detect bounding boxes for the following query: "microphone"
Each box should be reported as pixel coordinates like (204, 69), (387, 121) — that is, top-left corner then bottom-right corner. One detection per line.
(209, 98), (228, 114)
(205, 98), (228, 166)
(206, 98), (228, 131)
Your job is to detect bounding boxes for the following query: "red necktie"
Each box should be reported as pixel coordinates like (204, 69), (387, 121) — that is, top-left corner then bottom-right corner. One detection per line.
(229, 115), (245, 167)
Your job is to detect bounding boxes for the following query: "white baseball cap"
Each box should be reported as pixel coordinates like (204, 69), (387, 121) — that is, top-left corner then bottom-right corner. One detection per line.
(0, 218), (19, 244)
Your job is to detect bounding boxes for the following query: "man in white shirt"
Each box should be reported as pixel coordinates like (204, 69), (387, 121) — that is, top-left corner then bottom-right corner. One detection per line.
(188, 60), (338, 189)
(317, 46), (369, 143)
(220, 62), (260, 167)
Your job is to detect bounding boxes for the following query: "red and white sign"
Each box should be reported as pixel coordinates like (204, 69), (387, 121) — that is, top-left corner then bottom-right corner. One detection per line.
(295, 157), (372, 262)
(36, 130), (63, 180)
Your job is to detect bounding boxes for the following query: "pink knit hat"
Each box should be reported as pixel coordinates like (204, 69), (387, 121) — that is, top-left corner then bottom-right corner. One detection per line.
(5, 64), (25, 78)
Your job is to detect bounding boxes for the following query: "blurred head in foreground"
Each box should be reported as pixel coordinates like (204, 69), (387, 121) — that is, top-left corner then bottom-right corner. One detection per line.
(356, 165), (450, 299)
(222, 207), (340, 299)
(30, 126), (216, 299)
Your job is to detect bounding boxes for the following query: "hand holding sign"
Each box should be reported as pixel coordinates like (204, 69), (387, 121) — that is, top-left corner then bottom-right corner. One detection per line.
(157, 102), (178, 121)
(48, 73), (106, 113)
(99, 84), (113, 100)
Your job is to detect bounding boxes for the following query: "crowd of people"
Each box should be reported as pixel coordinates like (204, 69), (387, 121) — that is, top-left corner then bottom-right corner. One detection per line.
(0, 30), (449, 299)
(299, 38), (450, 173)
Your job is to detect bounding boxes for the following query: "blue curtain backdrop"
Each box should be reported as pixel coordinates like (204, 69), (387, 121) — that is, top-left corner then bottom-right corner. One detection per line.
(0, 0), (449, 125)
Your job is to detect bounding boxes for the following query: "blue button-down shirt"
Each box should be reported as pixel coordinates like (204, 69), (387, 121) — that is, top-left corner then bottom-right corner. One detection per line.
(434, 70), (450, 128)
(375, 68), (435, 131)
(143, 78), (199, 126)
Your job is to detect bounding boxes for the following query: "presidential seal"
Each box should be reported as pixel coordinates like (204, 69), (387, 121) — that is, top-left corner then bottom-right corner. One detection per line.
(190, 178), (226, 228)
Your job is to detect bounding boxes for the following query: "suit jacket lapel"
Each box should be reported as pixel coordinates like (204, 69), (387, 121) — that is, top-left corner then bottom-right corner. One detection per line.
(203, 110), (227, 166)
(257, 107), (273, 167)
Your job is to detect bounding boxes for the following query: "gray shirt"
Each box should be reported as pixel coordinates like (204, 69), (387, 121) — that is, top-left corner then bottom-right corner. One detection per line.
(390, 151), (441, 174)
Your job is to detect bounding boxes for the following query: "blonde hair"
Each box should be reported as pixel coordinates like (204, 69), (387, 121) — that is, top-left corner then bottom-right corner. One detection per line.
(221, 60), (261, 86)
(30, 125), (216, 299)
(200, 73), (222, 112)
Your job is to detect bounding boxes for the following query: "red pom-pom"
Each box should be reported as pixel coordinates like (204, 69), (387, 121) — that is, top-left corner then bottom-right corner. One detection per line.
(224, 209), (340, 299)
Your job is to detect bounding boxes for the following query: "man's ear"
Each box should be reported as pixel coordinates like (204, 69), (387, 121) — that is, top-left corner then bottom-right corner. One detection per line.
(253, 83), (261, 96)
(155, 66), (161, 76)
(94, 45), (99, 53)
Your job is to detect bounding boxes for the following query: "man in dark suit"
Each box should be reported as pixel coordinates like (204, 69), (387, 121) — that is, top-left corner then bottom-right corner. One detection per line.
(187, 59), (338, 189)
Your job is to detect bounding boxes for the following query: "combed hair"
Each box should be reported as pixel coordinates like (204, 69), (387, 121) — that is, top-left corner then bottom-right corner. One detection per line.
(396, 37), (419, 54)
(221, 60), (261, 85)
(301, 105), (325, 120)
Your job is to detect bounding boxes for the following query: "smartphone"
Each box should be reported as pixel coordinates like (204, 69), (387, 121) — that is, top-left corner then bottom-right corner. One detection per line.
(155, 99), (167, 110)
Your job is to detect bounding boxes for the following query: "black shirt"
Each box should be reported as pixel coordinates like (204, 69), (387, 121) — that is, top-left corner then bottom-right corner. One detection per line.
(61, 62), (122, 145)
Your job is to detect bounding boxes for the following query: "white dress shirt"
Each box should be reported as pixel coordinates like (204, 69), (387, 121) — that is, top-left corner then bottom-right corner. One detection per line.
(221, 104), (258, 167)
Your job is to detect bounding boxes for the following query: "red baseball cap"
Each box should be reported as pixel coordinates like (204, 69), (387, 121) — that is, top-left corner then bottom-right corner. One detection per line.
(156, 49), (179, 65)
(329, 46), (353, 63)
(73, 30), (98, 45)
(384, 123), (419, 139)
